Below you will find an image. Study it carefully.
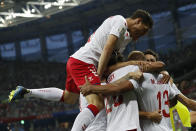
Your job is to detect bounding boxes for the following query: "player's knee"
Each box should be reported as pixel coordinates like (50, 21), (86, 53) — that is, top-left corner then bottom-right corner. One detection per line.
(63, 90), (79, 104)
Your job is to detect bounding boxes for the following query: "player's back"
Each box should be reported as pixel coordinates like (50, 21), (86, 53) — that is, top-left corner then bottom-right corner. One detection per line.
(71, 15), (131, 67)
(136, 73), (177, 131)
(105, 65), (141, 131)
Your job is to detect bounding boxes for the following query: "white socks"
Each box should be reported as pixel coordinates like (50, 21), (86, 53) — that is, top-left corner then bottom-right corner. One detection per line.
(71, 104), (99, 131)
(25, 87), (63, 101)
(71, 108), (95, 131)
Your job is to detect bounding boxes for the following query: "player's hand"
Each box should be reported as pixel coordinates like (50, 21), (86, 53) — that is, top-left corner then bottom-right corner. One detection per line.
(169, 77), (174, 85)
(136, 61), (165, 72)
(128, 70), (143, 81)
(159, 71), (170, 84)
(149, 110), (162, 123)
(79, 76), (93, 96)
(128, 61), (150, 72)
(136, 61), (151, 72)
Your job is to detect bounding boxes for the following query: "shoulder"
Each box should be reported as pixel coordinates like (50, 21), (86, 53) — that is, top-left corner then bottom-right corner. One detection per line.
(116, 65), (139, 73)
(126, 65), (140, 71)
(143, 72), (155, 79)
(113, 15), (125, 20)
(110, 15), (126, 24)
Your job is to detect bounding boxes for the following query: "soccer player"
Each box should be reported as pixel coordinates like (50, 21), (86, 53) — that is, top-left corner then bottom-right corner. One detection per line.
(10, 9), (154, 131)
(70, 10), (154, 131)
(80, 50), (196, 131)
(143, 49), (196, 125)
(80, 51), (166, 131)
(80, 51), (164, 131)
(80, 63), (176, 131)
(104, 53), (144, 131)
(143, 49), (196, 127)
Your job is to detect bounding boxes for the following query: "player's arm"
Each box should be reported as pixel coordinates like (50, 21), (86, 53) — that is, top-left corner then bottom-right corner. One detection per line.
(80, 71), (142, 96)
(168, 80), (196, 111)
(97, 34), (118, 78)
(113, 70), (142, 84)
(80, 76), (134, 96)
(81, 79), (133, 96)
(176, 94), (196, 111)
(136, 61), (165, 72)
(139, 110), (162, 123)
(107, 61), (165, 75)
(190, 111), (196, 124)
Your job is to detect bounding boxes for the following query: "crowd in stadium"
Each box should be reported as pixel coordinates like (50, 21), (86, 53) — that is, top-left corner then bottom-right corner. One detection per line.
(0, 99), (77, 118)
(0, 62), (78, 119)
(160, 41), (196, 66)
(4, 122), (72, 131)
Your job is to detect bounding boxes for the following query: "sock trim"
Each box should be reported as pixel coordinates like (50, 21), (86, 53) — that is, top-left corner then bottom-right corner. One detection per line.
(87, 104), (99, 116)
(60, 90), (65, 102)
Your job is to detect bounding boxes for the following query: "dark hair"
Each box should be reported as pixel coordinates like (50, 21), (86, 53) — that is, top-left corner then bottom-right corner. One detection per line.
(143, 49), (159, 60)
(108, 51), (125, 67)
(131, 9), (153, 29)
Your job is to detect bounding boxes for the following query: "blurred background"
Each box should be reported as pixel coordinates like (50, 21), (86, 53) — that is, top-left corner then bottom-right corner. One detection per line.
(0, 0), (196, 130)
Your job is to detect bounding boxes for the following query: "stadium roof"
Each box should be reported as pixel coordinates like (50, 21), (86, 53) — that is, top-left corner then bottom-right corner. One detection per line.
(0, 0), (195, 43)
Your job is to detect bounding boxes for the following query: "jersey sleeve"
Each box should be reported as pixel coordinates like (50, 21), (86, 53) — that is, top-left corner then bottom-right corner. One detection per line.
(168, 84), (179, 99)
(171, 83), (181, 95)
(109, 16), (127, 38)
(129, 79), (139, 90)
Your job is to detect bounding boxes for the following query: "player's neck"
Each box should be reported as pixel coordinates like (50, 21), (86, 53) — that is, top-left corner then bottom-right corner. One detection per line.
(126, 18), (135, 30)
(126, 18), (135, 38)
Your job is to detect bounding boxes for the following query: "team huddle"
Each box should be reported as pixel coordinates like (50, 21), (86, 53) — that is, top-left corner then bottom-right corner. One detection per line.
(9, 9), (196, 131)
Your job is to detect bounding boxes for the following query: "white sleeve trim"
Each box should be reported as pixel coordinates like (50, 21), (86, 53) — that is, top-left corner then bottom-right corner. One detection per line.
(129, 79), (139, 89)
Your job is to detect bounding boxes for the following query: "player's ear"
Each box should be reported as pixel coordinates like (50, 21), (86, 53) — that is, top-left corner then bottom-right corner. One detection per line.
(135, 18), (142, 24)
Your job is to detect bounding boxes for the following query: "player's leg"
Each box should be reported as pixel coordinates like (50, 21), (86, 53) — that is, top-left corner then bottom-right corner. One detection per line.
(23, 88), (79, 104)
(9, 58), (79, 104)
(68, 57), (104, 131)
(85, 94), (104, 111)
(71, 94), (104, 131)
(62, 90), (79, 104)
(9, 86), (63, 101)
(8, 86), (79, 104)
(79, 92), (106, 131)
(72, 95), (104, 131)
